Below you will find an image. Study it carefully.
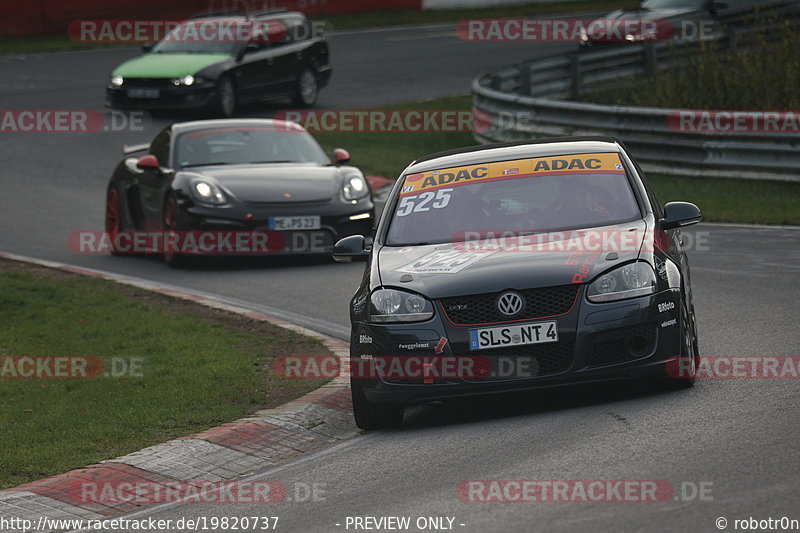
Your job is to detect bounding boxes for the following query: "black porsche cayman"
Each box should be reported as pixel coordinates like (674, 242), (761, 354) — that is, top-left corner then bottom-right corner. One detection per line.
(334, 137), (701, 429)
(105, 119), (374, 267)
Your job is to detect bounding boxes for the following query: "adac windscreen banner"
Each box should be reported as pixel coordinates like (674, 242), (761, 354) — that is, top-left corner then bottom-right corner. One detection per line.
(399, 153), (625, 196)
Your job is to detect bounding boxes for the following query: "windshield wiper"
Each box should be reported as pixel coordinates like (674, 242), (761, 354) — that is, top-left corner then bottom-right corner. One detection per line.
(249, 160), (297, 164)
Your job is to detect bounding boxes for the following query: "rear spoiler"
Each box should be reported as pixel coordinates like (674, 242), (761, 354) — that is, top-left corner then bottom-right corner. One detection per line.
(123, 143), (149, 155)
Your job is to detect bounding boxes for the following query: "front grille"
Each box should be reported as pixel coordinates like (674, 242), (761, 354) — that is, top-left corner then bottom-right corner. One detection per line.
(463, 341), (574, 382)
(589, 324), (657, 367)
(439, 285), (579, 326)
(381, 341), (574, 385)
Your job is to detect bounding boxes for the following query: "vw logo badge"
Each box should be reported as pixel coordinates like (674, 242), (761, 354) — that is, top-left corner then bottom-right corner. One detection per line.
(496, 291), (524, 317)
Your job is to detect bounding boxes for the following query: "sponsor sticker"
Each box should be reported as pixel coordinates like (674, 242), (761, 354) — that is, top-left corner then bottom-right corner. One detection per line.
(396, 250), (494, 274)
(658, 301), (675, 313)
(399, 153), (625, 197)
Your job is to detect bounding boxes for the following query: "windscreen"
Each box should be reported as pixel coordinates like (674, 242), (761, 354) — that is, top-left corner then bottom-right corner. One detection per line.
(386, 152), (642, 246)
(176, 127), (330, 168)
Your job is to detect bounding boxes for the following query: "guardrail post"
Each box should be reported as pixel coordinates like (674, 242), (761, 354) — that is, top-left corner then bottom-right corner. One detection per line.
(644, 42), (657, 76)
(727, 28), (739, 51)
(519, 63), (531, 96)
(570, 54), (582, 99)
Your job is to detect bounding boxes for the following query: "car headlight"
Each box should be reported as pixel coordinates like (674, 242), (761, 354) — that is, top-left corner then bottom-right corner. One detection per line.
(110, 75), (124, 87)
(587, 262), (657, 303)
(343, 175), (368, 201)
(625, 30), (656, 42)
(171, 75), (196, 86)
(369, 289), (434, 323)
(191, 180), (227, 205)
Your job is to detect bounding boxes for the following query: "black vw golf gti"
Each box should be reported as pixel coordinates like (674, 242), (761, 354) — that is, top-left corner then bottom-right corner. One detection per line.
(334, 137), (701, 429)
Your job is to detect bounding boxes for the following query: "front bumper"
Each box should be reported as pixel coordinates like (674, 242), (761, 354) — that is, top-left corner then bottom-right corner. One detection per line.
(106, 84), (218, 111)
(352, 287), (684, 405)
(173, 196), (374, 255)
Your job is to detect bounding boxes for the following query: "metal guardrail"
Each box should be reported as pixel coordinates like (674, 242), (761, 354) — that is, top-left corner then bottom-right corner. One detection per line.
(472, 28), (800, 181)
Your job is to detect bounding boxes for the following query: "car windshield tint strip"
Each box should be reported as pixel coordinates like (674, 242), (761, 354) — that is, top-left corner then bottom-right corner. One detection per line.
(399, 152), (625, 197)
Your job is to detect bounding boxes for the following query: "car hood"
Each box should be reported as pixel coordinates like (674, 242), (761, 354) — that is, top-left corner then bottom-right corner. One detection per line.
(377, 221), (647, 299)
(181, 164), (342, 203)
(112, 53), (229, 78)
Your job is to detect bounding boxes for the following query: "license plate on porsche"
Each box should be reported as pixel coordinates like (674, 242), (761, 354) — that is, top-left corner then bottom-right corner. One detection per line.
(468, 321), (558, 351)
(268, 216), (321, 231)
(127, 88), (159, 99)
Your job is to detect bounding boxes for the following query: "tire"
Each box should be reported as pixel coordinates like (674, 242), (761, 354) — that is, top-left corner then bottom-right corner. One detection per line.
(162, 194), (190, 268)
(216, 75), (237, 118)
(351, 378), (404, 430)
(292, 67), (319, 107)
(105, 185), (124, 256)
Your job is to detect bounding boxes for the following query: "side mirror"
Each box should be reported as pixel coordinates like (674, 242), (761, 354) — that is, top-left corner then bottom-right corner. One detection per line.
(708, 0), (727, 13)
(141, 44), (153, 53)
(660, 202), (702, 230)
(237, 42), (259, 61)
(333, 235), (369, 262)
(136, 154), (160, 171)
(332, 148), (351, 166)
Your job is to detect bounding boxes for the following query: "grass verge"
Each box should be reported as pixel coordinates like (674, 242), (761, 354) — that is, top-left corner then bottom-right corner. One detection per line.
(0, 259), (329, 489)
(646, 174), (800, 226)
(0, 1), (636, 55)
(586, 24), (800, 110)
(312, 95), (800, 225)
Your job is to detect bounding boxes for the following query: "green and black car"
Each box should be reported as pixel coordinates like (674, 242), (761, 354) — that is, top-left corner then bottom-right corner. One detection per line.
(106, 10), (331, 116)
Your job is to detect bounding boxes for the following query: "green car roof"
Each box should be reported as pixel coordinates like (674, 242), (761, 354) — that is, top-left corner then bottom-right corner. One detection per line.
(112, 53), (230, 78)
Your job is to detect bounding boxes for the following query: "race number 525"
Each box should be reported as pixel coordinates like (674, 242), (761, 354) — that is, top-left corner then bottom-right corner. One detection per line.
(396, 188), (453, 217)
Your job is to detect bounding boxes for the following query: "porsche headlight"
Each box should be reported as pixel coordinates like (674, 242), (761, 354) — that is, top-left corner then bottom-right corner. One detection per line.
(369, 289), (434, 323)
(191, 180), (227, 205)
(587, 262), (656, 303)
(110, 75), (124, 87)
(343, 175), (368, 201)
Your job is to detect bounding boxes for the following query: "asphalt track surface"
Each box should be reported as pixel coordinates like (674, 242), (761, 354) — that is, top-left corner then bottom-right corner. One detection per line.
(2, 23), (799, 533)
